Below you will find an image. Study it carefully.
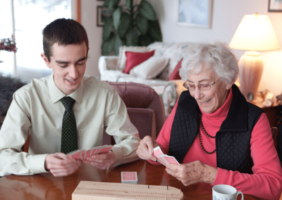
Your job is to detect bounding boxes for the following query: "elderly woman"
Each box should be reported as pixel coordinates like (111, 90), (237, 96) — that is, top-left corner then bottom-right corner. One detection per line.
(137, 42), (282, 199)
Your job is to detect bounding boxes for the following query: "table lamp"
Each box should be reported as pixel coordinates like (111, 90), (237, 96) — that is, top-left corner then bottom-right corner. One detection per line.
(229, 14), (280, 101)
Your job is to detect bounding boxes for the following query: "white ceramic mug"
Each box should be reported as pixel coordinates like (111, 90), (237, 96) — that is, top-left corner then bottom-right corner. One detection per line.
(212, 184), (244, 200)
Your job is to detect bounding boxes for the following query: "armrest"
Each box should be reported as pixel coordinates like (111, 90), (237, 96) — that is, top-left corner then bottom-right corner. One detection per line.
(98, 56), (120, 74)
(162, 80), (185, 116)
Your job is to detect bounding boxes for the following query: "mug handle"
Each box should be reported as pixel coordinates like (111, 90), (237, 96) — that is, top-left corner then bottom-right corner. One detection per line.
(236, 191), (244, 200)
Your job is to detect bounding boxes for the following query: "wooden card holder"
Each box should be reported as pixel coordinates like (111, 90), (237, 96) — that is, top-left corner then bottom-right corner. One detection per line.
(72, 181), (183, 200)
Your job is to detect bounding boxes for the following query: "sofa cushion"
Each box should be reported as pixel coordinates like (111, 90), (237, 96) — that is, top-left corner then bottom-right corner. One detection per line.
(169, 58), (183, 80)
(123, 50), (155, 74)
(117, 46), (150, 71)
(130, 56), (169, 79)
(148, 42), (195, 75)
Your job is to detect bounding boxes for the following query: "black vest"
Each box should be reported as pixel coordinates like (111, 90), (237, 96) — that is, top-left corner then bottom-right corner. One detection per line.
(169, 84), (263, 174)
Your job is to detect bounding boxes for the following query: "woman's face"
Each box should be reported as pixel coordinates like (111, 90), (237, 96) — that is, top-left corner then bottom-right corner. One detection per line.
(186, 67), (232, 114)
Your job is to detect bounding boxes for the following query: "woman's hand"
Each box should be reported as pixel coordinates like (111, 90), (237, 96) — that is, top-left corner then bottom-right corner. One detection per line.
(136, 136), (159, 161)
(165, 160), (218, 186)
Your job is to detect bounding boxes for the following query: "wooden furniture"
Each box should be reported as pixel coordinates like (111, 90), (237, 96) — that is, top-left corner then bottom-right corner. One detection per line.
(0, 160), (262, 200)
(73, 181), (183, 199)
(251, 99), (280, 127)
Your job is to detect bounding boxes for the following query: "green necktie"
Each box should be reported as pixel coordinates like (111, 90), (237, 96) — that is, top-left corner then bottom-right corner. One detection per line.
(60, 96), (78, 154)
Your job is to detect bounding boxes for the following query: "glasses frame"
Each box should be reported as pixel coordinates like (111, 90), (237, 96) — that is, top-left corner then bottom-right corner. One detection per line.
(183, 80), (217, 91)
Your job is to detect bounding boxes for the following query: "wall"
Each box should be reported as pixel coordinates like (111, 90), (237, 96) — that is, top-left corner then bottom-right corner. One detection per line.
(83, 0), (282, 96)
(80, 0), (103, 77)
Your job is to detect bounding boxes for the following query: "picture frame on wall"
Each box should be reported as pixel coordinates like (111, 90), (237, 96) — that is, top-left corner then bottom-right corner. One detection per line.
(268, 0), (282, 12)
(97, 6), (112, 27)
(177, 0), (213, 28)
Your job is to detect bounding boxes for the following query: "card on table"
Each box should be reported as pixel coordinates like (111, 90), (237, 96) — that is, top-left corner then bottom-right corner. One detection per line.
(121, 171), (138, 184)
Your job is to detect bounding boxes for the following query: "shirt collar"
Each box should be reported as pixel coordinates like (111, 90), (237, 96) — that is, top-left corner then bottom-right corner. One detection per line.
(47, 74), (84, 104)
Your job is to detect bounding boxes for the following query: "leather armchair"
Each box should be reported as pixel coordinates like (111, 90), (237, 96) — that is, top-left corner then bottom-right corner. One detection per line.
(103, 82), (166, 145)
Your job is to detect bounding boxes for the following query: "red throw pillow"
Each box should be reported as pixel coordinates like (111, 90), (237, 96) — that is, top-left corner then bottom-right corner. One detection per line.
(123, 50), (155, 74)
(168, 58), (183, 81)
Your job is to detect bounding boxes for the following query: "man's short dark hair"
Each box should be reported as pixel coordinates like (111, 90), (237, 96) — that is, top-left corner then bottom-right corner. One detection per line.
(43, 18), (89, 61)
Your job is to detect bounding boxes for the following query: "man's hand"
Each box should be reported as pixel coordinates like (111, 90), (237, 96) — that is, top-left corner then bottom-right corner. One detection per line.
(83, 151), (115, 170)
(136, 136), (159, 161)
(45, 153), (82, 177)
(165, 160), (218, 186)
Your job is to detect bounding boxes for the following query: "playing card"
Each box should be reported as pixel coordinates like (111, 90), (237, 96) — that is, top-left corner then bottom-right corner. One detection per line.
(67, 150), (85, 160)
(92, 147), (100, 155)
(159, 155), (169, 166)
(157, 156), (167, 166)
(163, 155), (180, 165)
(97, 145), (112, 154)
(80, 151), (86, 160)
(83, 145), (113, 160)
(152, 146), (164, 157)
(121, 171), (138, 184)
(85, 149), (93, 158)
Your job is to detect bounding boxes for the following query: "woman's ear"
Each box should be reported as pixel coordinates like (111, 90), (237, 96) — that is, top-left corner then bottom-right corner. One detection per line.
(226, 82), (233, 90)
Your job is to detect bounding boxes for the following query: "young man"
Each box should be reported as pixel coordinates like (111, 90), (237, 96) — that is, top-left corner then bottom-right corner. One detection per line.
(0, 18), (140, 177)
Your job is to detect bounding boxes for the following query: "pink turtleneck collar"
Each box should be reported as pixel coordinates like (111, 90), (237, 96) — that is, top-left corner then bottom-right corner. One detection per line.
(199, 88), (233, 137)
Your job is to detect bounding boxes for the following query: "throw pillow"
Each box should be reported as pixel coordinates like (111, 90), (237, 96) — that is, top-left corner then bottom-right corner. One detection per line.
(123, 50), (155, 74)
(130, 56), (169, 79)
(169, 58), (183, 81)
(117, 46), (150, 71)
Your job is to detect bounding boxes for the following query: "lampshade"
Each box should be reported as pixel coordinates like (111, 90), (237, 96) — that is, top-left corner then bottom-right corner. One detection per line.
(229, 14), (280, 51)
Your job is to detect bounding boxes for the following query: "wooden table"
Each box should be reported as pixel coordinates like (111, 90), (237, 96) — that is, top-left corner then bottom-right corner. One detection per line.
(0, 160), (261, 200)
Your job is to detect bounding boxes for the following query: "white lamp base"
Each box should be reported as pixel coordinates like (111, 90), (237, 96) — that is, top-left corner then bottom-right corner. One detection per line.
(238, 51), (263, 101)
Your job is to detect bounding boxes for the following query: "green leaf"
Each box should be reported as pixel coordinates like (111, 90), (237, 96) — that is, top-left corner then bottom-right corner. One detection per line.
(125, 0), (132, 9)
(148, 20), (162, 42)
(108, 0), (120, 10)
(102, 18), (113, 41)
(101, 34), (115, 55)
(102, 0), (110, 7)
(114, 34), (123, 55)
(135, 14), (148, 35)
(138, 0), (157, 21)
(125, 28), (139, 46)
(139, 35), (153, 46)
(113, 7), (122, 30)
(118, 12), (131, 39)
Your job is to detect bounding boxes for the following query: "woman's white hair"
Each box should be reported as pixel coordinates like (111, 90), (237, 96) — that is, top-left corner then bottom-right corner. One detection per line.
(179, 42), (239, 84)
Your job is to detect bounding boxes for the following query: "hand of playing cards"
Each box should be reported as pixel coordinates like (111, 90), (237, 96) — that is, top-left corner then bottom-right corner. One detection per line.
(152, 146), (179, 166)
(66, 145), (112, 161)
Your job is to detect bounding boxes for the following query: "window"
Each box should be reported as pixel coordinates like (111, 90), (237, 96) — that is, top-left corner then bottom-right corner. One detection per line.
(0, 0), (72, 83)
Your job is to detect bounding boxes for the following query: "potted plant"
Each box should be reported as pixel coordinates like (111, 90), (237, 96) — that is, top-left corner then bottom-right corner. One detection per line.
(101, 0), (162, 55)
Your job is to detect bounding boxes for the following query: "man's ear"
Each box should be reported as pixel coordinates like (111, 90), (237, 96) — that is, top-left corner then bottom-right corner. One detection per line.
(41, 53), (51, 69)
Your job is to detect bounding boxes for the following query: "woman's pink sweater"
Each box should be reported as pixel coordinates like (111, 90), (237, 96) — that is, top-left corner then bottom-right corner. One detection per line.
(153, 89), (282, 199)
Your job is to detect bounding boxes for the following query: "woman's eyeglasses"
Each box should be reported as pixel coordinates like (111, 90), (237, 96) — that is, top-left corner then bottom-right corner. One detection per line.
(183, 80), (217, 91)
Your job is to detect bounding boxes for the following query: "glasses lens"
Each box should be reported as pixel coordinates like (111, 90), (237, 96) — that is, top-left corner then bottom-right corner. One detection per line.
(200, 84), (211, 91)
(188, 84), (195, 91)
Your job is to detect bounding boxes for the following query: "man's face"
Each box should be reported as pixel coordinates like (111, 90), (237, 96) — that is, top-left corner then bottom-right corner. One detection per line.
(42, 42), (87, 95)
